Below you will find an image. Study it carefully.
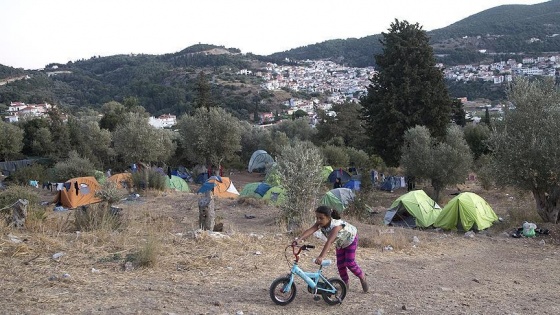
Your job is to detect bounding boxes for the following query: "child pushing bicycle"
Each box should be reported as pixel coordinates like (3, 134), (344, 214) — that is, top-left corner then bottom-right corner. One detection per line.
(294, 205), (368, 293)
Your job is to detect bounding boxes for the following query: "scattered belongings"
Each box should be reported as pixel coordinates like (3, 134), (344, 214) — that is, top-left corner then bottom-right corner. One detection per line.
(510, 222), (549, 238)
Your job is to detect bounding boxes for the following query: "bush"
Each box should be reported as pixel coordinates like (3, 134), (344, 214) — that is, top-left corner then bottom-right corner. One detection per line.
(345, 147), (371, 171)
(50, 151), (95, 182)
(73, 203), (124, 231)
(126, 236), (159, 268)
(5, 164), (48, 186)
(321, 145), (349, 167)
(96, 180), (126, 205)
(0, 185), (40, 209)
(131, 169), (167, 191)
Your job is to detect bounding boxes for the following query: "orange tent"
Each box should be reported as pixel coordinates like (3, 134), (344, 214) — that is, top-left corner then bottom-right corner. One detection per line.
(53, 176), (102, 208)
(108, 173), (133, 189)
(203, 176), (239, 199)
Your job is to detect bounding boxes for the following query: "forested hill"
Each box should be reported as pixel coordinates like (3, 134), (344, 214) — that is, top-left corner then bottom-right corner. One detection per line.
(0, 44), (289, 119)
(269, 0), (560, 67)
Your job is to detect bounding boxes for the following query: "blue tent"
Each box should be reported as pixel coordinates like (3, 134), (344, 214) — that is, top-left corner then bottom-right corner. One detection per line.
(380, 176), (400, 192)
(327, 169), (352, 183)
(343, 179), (361, 191)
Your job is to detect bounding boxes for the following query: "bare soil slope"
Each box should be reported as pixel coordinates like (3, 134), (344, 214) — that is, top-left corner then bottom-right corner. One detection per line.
(1, 172), (559, 315)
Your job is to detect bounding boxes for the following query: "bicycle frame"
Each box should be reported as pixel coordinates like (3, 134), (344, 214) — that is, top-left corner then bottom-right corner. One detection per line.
(282, 261), (338, 295)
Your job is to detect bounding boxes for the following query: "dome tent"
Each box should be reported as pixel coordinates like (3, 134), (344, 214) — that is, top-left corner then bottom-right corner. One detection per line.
(384, 190), (441, 228)
(434, 192), (498, 231)
(320, 188), (355, 212)
(248, 150), (274, 173)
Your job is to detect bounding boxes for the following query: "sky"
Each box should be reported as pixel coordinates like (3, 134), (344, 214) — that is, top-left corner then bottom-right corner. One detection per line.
(0, 0), (548, 69)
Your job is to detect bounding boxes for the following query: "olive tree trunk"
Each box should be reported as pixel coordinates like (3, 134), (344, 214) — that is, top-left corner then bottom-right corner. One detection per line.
(198, 191), (215, 230)
(533, 188), (560, 224)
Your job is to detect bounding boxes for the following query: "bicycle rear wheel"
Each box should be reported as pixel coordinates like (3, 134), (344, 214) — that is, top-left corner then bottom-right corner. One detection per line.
(269, 276), (297, 305)
(321, 278), (347, 305)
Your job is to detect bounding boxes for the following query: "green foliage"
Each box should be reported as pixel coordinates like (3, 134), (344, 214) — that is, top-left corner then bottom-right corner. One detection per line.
(314, 102), (368, 148)
(0, 120), (24, 161)
(130, 169), (167, 191)
(67, 116), (115, 169)
(112, 112), (175, 166)
(50, 151), (95, 182)
(489, 77), (560, 223)
(361, 20), (452, 167)
(0, 64), (25, 80)
(73, 203), (124, 232)
(463, 124), (491, 160)
(345, 147), (371, 171)
(401, 125), (473, 202)
(276, 140), (324, 230)
(272, 118), (316, 142)
(178, 107), (242, 166)
(321, 145), (349, 168)
(5, 164), (47, 185)
(96, 180), (126, 205)
(0, 185), (40, 208)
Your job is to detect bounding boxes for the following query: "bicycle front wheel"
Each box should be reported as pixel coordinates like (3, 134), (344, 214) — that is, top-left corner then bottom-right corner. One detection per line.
(269, 276), (297, 306)
(321, 278), (347, 305)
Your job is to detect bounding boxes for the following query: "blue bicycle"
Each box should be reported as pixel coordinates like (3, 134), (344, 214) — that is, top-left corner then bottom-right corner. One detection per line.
(269, 242), (347, 305)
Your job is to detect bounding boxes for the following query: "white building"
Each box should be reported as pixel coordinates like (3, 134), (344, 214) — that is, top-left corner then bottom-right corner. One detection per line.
(148, 114), (177, 129)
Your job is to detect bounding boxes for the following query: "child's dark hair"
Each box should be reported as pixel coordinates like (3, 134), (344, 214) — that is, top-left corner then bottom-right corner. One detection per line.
(316, 205), (341, 220)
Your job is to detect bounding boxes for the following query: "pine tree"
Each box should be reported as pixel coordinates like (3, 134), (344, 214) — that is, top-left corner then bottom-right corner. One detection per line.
(361, 20), (452, 166)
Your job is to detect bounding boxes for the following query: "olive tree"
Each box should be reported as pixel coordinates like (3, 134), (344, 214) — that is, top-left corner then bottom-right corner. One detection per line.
(489, 77), (560, 223)
(113, 112), (175, 165)
(177, 107), (242, 167)
(276, 140), (324, 231)
(401, 125), (472, 201)
(0, 121), (24, 161)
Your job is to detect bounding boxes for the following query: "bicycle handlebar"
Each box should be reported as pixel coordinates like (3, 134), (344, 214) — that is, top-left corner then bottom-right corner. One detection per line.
(289, 243), (315, 263)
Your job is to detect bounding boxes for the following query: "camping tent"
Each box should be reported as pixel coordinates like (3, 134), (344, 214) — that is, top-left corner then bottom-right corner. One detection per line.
(380, 176), (400, 192)
(321, 166), (334, 182)
(343, 179), (361, 191)
(434, 192), (498, 231)
(165, 175), (190, 192)
(53, 176), (102, 209)
(262, 186), (286, 205)
(384, 190), (441, 228)
(197, 176), (239, 199)
(171, 166), (193, 182)
(248, 150), (274, 173)
(327, 169), (352, 184)
(108, 173), (133, 189)
(320, 188), (355, 212)
(239, 182), (263, 198)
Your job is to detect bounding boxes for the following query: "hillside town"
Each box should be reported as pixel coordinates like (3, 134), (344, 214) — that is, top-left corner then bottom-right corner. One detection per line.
(4, 54), (560, 127)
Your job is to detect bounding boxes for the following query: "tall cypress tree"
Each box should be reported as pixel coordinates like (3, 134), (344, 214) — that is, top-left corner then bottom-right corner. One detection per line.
(361, 20), (452, 166)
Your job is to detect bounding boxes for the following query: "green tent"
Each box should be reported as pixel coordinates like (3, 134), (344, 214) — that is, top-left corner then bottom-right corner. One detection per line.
(239, 182), (263, 198)
(94, 170), (106, 184)
(320, 188), (355, 212)
(384, 190), (441, 228)
(165, 175), (190, 192)
(321, 166), (334, 182)
(262, 186), (286, 205)
(434, 192), (498, 231)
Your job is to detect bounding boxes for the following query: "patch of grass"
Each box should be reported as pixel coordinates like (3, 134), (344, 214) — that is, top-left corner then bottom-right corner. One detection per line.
(74, 203), (125, 232)
(127, 236), (159, 268)
(0, 185), (40, 208)
(359, 227), (409, 251)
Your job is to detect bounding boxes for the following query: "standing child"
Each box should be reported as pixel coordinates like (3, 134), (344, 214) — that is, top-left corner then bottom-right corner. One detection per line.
(295, 206), (368, 292)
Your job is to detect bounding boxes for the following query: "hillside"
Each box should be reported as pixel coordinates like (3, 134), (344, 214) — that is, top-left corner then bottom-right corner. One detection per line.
(0, 45), (288, 119)
(270, 1), (560, 67)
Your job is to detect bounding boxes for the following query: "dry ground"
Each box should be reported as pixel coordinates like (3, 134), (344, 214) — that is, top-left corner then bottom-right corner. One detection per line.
(1, 172), (559, 315)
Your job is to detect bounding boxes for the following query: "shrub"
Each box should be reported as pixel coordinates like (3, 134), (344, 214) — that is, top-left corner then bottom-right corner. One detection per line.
(126, 236), (159, 268)
(0, 185), (40, 208)
(96, 180), (126, 205)
(321, 145), (349, 167)
(277, 140), (324, 231)
(73, 203), (124, 231)
(131, 169), (167, 191)
(50, 151), (95, 182)
(5, 164), (48, 186)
